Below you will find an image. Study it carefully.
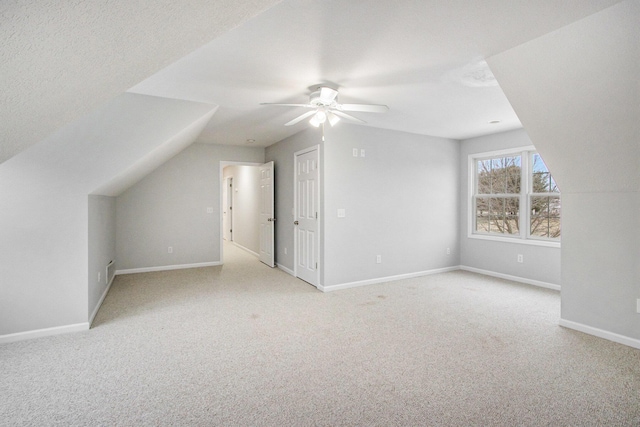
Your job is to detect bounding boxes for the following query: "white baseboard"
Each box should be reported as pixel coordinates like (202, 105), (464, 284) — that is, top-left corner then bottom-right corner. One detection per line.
(0, 322), (90, 345)
(116, 261), (222, 275)
(232, 242), (260, 258)
(89, 274), (116, 327)
(459, 265), (561, 291)
(559, 318), (640, 350)
(277, 263), (295, 276)
(319, 266), (460, 292)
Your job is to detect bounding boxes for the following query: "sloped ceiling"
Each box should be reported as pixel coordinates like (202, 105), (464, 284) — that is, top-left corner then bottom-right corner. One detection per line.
(129, 0), (622, 148)
(2, 0), (622, 163)
(0, 0), (282, 164)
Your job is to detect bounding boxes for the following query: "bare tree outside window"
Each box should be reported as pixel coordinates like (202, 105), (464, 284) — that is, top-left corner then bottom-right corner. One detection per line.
(473, 150), (561, 241)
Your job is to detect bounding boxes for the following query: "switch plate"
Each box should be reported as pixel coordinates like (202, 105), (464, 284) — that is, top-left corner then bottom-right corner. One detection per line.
(337, 209), (346, 218)
(353, 148), (358, 157)
(360, 149), (365, 157)
(98, 272), (101, 283)
(517, 254), (523, 263)
(376, 255), (382, 264)
(168, 246), (173, 254)
(206, 207), (214, 214)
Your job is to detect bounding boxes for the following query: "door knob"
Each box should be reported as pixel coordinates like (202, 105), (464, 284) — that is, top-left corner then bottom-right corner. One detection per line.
(294, 221), (299, 225)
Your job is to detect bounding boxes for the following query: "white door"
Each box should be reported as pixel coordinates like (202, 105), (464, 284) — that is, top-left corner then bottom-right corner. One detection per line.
(259, 161), (275, 267)
(294, 147), (319, 287)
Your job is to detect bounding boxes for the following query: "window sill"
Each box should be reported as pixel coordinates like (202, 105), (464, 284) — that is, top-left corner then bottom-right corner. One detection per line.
(468, 233), (561, 248)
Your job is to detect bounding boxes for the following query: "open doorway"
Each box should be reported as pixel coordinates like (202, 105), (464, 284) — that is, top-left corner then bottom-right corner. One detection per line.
(220, 162), (275, 267)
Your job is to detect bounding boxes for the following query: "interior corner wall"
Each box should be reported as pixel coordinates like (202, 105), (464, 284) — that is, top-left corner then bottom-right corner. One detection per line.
(488, 0), (639, 343)
(322, 124), (460, 287)
(459, 129), (561, 286)
(116, 143), (265, 271)
(222, 165), (262, 255)
(88, 195), (116, 318)
(265, 128), (324, 274)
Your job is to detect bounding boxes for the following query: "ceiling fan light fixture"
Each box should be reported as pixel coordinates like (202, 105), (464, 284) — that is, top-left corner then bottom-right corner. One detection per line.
(327, 111), (340, 126)
(309, 114), (321, 127)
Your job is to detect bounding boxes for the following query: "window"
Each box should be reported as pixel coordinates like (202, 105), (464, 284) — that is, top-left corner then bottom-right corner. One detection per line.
(470, 148), (560, 245)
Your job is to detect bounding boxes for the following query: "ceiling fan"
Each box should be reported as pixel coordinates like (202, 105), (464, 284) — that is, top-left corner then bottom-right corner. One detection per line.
(261, 86), (388, 127)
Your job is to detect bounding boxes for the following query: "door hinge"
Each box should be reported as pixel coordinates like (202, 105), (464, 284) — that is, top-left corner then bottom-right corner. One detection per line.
(315, 212), (318, 219)
(315, 262), (318, 269)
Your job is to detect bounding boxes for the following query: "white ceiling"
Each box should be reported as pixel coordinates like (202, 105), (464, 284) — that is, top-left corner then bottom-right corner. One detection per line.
(128, 0), (621, 147)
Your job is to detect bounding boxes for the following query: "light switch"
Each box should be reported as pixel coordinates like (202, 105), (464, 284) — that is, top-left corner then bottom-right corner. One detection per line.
(337, 209), (346, 218)
(360, 149), (365, 157)
(352, 148), (358, 157)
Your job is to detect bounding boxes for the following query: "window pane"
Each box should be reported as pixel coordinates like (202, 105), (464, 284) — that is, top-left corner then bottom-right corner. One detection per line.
(477, 160), (491, 194)
(532, 153), (559, 193)
(531, 196), (561, 238)
(482, 197), (520, 235)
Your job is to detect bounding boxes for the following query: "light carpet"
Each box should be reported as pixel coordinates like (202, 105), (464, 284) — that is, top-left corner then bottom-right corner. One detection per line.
(1, 243), (639, 426)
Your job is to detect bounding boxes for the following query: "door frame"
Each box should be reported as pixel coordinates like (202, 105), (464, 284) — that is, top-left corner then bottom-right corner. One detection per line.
(293, 145), (321, 287)
(219, 161), (262, 264)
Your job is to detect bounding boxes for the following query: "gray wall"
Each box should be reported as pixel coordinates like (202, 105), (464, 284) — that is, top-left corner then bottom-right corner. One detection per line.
(488, 1), (639, 342)
(459, 129), (561, 286)
(116, 143), (265, 270)
(265, 128), (324, 273)
(88, 195), (116, 319)
(223, 165), (262, 254)
(0, 92), (216, 337)
(322, 124), (460, 287)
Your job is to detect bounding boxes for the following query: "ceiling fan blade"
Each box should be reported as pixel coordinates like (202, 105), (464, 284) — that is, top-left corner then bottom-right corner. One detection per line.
(339, 103), (389, 113)
(284, 110), (317, 126)
(260, 103), (311, 108)
(332, 110), (366, 123)
(319, 87), (338, 103)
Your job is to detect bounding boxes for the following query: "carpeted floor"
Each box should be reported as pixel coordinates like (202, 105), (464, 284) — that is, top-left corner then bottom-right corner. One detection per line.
(1, 243), (639, 426)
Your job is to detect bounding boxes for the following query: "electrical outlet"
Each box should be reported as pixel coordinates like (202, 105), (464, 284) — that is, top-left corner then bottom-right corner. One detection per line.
(206, 207), (214, 214)
(376, 255), (382, 264)
(97, 272), (101, 283)
(517, 254), (523, 263)
(360, 149), (365, 157)
(284, 248), (287, 255)
(168, 246), (173, 254)
(446, 247), (451, 255)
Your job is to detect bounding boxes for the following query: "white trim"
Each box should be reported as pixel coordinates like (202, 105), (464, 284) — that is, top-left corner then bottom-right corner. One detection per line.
(559, 319), (640, 350)
(116, 261), (222, 275)
(468, 233), (561, 248)
(277, 263), (295, 276)
(89, 274), (116, 326)
(319, 266), (459, 292)
(0, 322), (90, 345)
(460, 265), (560, 291)
(233, 242), (259, 258)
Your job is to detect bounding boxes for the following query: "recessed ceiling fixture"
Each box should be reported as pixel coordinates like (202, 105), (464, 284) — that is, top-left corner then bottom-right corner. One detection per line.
(261, 86), (388, 127)
(489, 120), (501, 124)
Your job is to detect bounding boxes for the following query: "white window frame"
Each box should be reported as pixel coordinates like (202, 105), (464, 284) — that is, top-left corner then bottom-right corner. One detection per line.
(468, 146), (561, 248)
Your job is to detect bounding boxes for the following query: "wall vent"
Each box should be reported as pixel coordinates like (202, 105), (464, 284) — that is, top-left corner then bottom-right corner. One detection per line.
(106, 260), (115, 285)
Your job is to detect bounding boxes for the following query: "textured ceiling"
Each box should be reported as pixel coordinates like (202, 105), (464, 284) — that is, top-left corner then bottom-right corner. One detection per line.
(129, 0), (622, 148)
(0, 0), (282, 164)
(2, 0), (622, 163)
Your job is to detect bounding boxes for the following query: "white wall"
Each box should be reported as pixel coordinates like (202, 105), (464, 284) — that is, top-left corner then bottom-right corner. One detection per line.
(222, 165), (262, 255)
(88, 195), (116, 321)
(488, 1), (639, 344)
(116, 144), (265, 271)
(0, 93), (216, 338)
(459, 129), (561, 287)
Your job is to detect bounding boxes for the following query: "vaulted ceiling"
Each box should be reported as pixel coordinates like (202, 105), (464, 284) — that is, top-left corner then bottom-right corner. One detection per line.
(1, 0), (622, 163)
